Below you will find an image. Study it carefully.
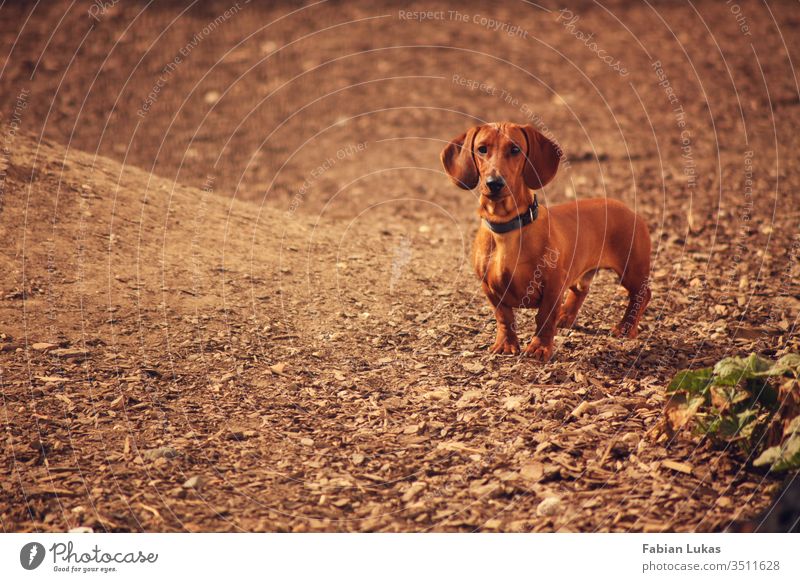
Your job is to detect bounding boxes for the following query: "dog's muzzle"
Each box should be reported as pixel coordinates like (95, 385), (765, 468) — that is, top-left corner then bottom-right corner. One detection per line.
(485, 175), (505, 195)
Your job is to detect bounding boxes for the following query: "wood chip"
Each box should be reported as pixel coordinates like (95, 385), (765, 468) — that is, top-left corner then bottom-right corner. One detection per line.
(661, 460), (693, 475)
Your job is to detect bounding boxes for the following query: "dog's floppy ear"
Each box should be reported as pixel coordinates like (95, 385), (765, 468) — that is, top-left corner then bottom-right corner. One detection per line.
(441, 126), (481, 190)
(521, 125), (561, 190)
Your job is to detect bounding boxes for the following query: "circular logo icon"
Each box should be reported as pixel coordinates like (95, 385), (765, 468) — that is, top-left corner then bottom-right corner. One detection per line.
(20, 542), (46, 570)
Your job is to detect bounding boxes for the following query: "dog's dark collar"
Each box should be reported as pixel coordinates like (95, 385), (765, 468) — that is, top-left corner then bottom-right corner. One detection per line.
(483, 196), (539, 234)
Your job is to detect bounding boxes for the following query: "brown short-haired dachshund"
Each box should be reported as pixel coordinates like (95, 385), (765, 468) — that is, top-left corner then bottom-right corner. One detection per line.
(441, 122), (651, 362)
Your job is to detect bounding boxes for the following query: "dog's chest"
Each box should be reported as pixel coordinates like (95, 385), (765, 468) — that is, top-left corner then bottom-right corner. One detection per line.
(477, 248), (543, 309)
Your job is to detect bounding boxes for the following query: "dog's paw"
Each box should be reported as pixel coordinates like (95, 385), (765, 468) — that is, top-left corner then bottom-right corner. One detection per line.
(611, 323), (638, 339)
(523, 337), (553, 362)
(489, 337), (520, 355)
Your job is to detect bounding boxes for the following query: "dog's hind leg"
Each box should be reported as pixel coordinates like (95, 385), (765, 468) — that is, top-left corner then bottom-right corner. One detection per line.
(557, 269), (596, 329)
(612, 269), (651, 339)
(611, 215), (651, 339)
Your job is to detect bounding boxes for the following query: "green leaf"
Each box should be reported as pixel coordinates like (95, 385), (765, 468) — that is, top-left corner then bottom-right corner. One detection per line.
(668, 368), (713, 394)
(765, 354), (800, 378)
(714, 354), (772, 386)
(785, 415), (800, 438)
(738, 415), (760, 441)
(771, 435), (800, 472)
(737, 408), (758, 427)
(754, 435), (800, 472)
(753, 445), (781, 468)
(745, 353), (774, 374)
(713, 357), (749, 386)
(666, 353), (800, 462)
(712, 409), (757, 440)
(698, 414), (719, 435)
(731, 388), (752, 405)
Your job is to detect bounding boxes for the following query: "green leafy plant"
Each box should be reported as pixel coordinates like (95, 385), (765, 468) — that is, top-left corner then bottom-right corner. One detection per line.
(658, 353), (800, 473)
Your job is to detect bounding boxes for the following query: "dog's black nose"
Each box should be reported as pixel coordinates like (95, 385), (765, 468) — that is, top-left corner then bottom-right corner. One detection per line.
(486, 176), (505, 193)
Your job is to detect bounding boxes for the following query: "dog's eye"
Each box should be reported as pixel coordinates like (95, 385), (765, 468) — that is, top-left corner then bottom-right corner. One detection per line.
(510, 145), (521, 155)
(476, 145), (488, 155)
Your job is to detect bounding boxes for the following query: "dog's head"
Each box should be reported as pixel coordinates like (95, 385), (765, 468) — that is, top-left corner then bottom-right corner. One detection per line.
(440, 122), (560, 218)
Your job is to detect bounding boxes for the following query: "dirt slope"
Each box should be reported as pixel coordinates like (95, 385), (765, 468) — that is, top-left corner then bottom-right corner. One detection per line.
(2, 0), (799, 210)
(1, 130), (797, 532)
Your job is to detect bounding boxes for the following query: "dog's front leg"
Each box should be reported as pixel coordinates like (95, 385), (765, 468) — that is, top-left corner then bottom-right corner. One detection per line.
(488, 302), (520, 355)
(524, 284), (562, 362)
